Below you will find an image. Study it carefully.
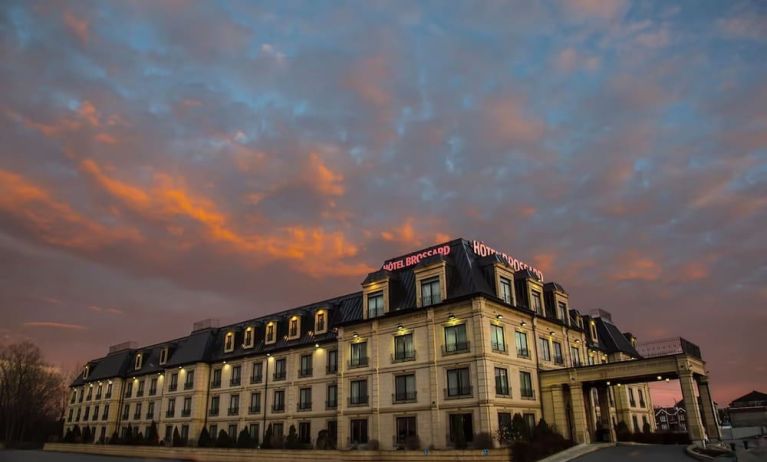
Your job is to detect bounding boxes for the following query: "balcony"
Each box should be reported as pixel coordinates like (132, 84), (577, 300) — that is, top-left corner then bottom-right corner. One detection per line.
(326, 364), (338, 374)
(250, 374), (262, 385)
(184, 382), (194, 390)
(136, 390), (144, 397)
(248, 405), (260, 415)
(165, 410), (174, 418)
(211, 380), (221, 389)
(298, 368), (313, 378)
(391, 351), (416, 363)
(517, 348), (530, 359)
(348, 357), (369, 369)
(554, 356), (564, 365)
(444, 386), (473, 399)
(149, 388), (156, 396)
(95, 394), (101, 400)
(348, 396), (368, 407)
(230, 377), (241, 387)
(271, 404), (285, 413)
(181, 409), (191, 417)
(208, 408), (219, 416)
(392, 391), (417, 403)
(491, 342), (508, 354)
(297, 401), (312, 412)
(168, 384), (177, 392)
(105, 393), (112, 399)
(442, 341), (470, 355)
(79, 395), (84, 403)
(639, 400), (646, 408)
(325, 400), (337, 409)
(122, 412), (129, 420)
(146, 412), (154, 419)
(227, 407), (239, 416)
(520, 389), (536, 400)
(133, 413), (141, 420)
(273, 371), (286, 381)
(495, 386), (510, 396)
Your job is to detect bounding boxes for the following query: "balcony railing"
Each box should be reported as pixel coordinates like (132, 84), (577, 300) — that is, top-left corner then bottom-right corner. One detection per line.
(271, 404), (285, 413)
(326, 364), (338, 374)
(348, 357), (369, 368)
(211, 380), (221, 389)
(392, 391), (417, 403)
(392, 351), (416, 362)
(491, 342), (508, 354)
(146, 412), (154, 419)
(230, 377), (241, 386)
(496, 386), (510, 396)
(273, 371), (286, 381)
(517, 348), (530, 358)
(639, 400), (646, 408)
(554, 356), (564, 365)
(298, 368), (313, 378)
(208, 408), (219, 416)
(444, 386), (473, 399)
(248, 405), (260, 414)
(297, 401), (312, 411)
(250, 374), (262, 384)
(184, 382), (194, 390)
(168, 384), (177, 392)
(123, 390), (130, 398)
(133, 413), (141, 420)
(95, 394), (101, 400)
(165, 410), (174, 418)
(420, 295), (441, 306)
(122, 412), (129, 420)
(227, 407), (239, 416)
(105, 393), (112, 399)
(520, 389), (536, 400)
(442, 341), (470, 355)
(137, 390), (144, 397)
(148, 388), (156, 396)
(348, 396), (369, 407)
(326, 400), (337, 409)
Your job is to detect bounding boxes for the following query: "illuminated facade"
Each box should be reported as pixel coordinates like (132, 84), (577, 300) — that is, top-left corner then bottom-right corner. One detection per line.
(65, 238), (659, 449)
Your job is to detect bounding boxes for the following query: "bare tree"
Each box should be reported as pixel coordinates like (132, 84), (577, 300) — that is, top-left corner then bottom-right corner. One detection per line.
(0, 341), (66, 445)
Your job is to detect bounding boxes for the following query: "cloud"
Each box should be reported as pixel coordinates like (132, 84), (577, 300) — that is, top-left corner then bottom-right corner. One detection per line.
(63, 11), (89, 45)
(23, 322), (87, 331)
(562, 0), (628, 21)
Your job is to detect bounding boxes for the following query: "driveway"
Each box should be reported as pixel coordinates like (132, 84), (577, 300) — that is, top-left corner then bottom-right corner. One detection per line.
(573, 444), (694, 462)
(0, 450), (183, 462)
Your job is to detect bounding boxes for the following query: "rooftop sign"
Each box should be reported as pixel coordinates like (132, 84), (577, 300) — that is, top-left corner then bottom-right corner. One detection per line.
(470, 240), (544, 280)
(381, 243), (451, 271)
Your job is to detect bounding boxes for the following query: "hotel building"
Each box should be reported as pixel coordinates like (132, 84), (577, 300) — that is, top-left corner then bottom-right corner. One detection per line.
(65, 238), (670, 449)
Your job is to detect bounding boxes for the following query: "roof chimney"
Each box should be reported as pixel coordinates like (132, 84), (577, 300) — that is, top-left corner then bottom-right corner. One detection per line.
(192, 318), (220, 332)
(108, 341), (137, 354)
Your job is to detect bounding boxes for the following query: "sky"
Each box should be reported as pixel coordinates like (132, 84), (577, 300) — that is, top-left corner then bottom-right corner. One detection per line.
(0, 1), (765, 407)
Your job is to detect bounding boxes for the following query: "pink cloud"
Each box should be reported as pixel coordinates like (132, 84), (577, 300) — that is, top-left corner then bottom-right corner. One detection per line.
(23, 321), (87, 331)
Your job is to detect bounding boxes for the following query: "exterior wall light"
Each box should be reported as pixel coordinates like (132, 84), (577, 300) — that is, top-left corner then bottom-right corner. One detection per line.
(606, 381), (611, 385)
(396, 323), (404, 330)
(657, 376), (662, 381)
(315, 343), (320, 348)
(521, 321), (527, 327)
(352, 332), (359, 339)
(496, 314), (503, 320)
(448, 313), (456, 320)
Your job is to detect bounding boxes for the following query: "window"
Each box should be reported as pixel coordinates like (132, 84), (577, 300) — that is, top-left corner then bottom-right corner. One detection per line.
(209, 396), (219, 415)
(629, 388), (636, 407)
(67, 409), (73, 422)
(449, 414), (473, 444)
(134, 353), (143, 370)
(420, 276), (441, 306)
(523, 413), (536, 432)
(520, 371), (534, 398)
(212, 368), (222, 388)
(101, 404), (109, 420)
(499, 277), (513, 304)
(288, 316), (300, 339)
(182, 397), (191, 417)
(273, 423), (284, 437)
(349, 380), (368, 406)
(230, 365), (241, 386)
(227, 424), (236, 440)
(159, 347), (168, 365)
(590, 321), (598, 341)
(272, 390), (285, 412)
(350, 419), (368, 444)
(367, 291), (384, 318)
(105, 383), (112, 398)
(326, 384), (338, 408)
(228, 394), (239, 415)
(243, 327), (254, 348)
(394, 374), (416, 402)
(495, 368), (510, 396)
(164, 425), (172, 443)
(395, 416), (417, 446)
(84, 406), (90, 421)
(531, 290), (543, 315)
(350, 342), (368, 368)
(394, 333), (415, 361)
(149, 377), (157, 395)
(96, 384), (102, 399)
(169, 372), (178, 391)
(498, 413), (512, 441)
(515, 331), (530, 357)
(327, 349), (338, 373)
(83, 365), (89, 379)
(639, 389), (646, 408)
(315, 310), (327, 333)
(249, 392), (261, 414)
(125, 381), (133, 398)
(147, 402), (154, 419)
(444, 324), (469, 354)
(224, 332), (234, 352)
(251, 362), (263, 384)
(166, 398), (175, 418)
(137, 379), (145, 397)
(87, 386), (93, 400)
(299, 354), (313, 377)
(298, 422), (311, 444)
(184, 370), (194, 389)
(265, 322), (276, 344)
(642, 416), (649, 429)
(274, 358), (286, 380)
(298, 387), (312, 410)
(248, 423), (259, 441)
(557, 302), (567, 321)
(491, 325), (506, 352)
(76, 408), (81, 422)
(553, 341), (564, 364)
(570, 346), (581, 367)
(632, 415), (639, 432)
(446, 368), (471, 397)
(538, 337), (551, 361)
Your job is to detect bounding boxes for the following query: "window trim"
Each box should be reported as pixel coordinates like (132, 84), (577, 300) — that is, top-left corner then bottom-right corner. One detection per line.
(287, 316), (301, 340)
(134, 353), (143, 370)
(243, 327), (254, 349)
(159, 347), (168, 365)
(224, 332), (235, 353)
(314, 309), (328, 334)
(265, 321), (277, 345)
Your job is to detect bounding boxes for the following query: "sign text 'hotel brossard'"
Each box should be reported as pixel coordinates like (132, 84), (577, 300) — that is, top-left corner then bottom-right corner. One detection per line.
(381, 239), (544, 281)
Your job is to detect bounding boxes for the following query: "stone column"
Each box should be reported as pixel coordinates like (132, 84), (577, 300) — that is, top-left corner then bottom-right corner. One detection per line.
(597, 386), (616, 442)
(679, 372), (705, 444)
(568, 383), (591, 444)
(549, 385), (570, 439)
(612, 384), (632, 428)
(696, 377), (720, 440)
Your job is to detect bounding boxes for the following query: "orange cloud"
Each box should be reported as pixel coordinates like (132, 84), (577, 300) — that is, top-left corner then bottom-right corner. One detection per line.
(380, 218), (420, 246)
(533, 252), (556, 276)
(307, 152), (345, 197)
(484, 96), (545, 145)
(563, 0), (628, 20)
(23, 321), (87, 330)
(63, 11), (89, 45)
(610, 251), (662, 281)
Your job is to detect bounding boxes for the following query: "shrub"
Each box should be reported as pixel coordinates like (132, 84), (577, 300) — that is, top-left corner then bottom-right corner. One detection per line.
(315, 429), (331, 450)
(134, 431), (145, 446)
(643, 422), (652, 434)
(216, 429), (233, 448)
(614, 421), (631, 441)
(404, 434), (421, 450)
(63, 429), (73, 443)
(261, 425), (273, 449)
(474, 432), (494, 449)
(108, 431), (120, 445)
(172, 427), (184, 447)
(511, 418), (574, 462)
(82, 426), (91, 443)
(236, 428), (253, 448)
(71, 426), (82, 443)
(196, 427), (211, 447)
(146, 422), (159, 446)
(285, 425), (299, 449)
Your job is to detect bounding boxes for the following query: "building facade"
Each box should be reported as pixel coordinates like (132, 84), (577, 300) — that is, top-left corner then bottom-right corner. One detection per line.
(65, 238), (657, 449)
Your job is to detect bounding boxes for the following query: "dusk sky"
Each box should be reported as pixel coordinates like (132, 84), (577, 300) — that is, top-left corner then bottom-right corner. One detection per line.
(1, 1), (765, 406)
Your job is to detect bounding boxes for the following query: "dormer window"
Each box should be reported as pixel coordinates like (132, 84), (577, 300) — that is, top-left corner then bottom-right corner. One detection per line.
(590, 321), (598, 342)
(557, 302), (567, 321)
(420, 277), (441, 306)
(315, 310), (327, 334)
(288, 316), (300, 340)
(83, 365), (90, 379)
(367, 291), (384, 318)
(243, 327), (254, 348)
(531, 290), (543, 315)
(224, 332), (235, 352)
(159, 347), (168, 365)
(499, 277), (513, 304)
(265, 322), (276, 345)
(134, 353), (143, 370)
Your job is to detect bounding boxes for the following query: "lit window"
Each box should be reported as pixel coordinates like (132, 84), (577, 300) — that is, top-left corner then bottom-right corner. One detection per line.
(159, 348), (168, 365)
(83, 365), (90, 379)
(243, 327), (254, 348)
(224, 332), (235, 352)
(367, 291), (384, 318)
(134, 353), (143, 370)
(421, 277), (441, 306)
(265, 322), (276, 344)
(538, 337), (551, 361)
(531, 290), (543, 315)
(288, 317), (300, 339)
(590, 321), (598, 341)
(491, 325), (506, 352)
(315, 310), (327, 334)
(499, 277), (513, 304)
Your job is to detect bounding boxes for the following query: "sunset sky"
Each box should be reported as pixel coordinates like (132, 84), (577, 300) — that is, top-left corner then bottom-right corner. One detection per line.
(1, 1), (765, 407)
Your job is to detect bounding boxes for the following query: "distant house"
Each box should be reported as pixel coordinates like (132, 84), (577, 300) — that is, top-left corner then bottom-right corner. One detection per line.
(655, 402), (687, 432)
(728, 391), (767, 427)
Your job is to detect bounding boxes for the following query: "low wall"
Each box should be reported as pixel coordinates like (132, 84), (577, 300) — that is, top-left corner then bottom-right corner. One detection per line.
(44, 443), (513, 462)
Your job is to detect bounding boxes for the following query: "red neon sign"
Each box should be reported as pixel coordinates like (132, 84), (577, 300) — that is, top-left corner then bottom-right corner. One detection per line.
(381, 244), (451, 271)
(471, 240), (544, 280)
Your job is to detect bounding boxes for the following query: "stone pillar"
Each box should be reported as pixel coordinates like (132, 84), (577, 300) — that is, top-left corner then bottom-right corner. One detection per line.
(569, 383), (591, 444)
(679, 372), (705, 444)
(597, 386), (616, 442)
(696, 377), (720, 440)
(612, 384), (632, 428)
(549, 385), (570, 439)
(585, 387), (598, 440)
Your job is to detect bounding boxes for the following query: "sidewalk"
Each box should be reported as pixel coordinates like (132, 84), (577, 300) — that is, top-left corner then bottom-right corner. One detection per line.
(537, 443), (614, 462)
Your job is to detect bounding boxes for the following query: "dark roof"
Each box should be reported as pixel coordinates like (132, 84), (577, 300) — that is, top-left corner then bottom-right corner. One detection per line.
(730, 390), (767, 407)
(595, 317), (641, 358)
(71, 237), (647, 386)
